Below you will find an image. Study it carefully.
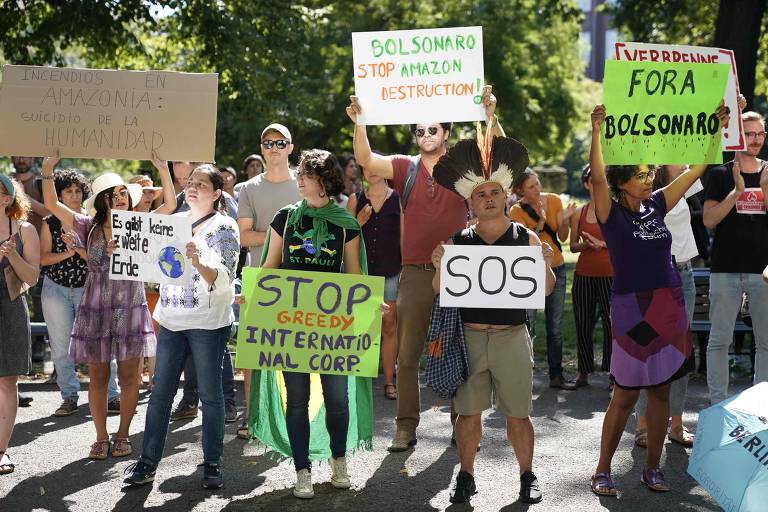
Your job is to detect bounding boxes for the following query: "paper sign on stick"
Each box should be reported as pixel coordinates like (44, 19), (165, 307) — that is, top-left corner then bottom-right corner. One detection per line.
(235, 268), (385, 377)
(109, 210), (192, 285)
(0, 65), (218, 161)
(439, 245), (546, 309)
(601, 60), (729, 165)
(615, 42), (745, 151)
(352, 26), (485, 125)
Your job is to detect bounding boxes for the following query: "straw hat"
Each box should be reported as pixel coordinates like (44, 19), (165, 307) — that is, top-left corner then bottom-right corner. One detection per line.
(83, 173), (143, 214)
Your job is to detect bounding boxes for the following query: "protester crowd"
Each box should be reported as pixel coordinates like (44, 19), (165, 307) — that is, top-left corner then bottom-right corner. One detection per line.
(0, 88), (767, 507)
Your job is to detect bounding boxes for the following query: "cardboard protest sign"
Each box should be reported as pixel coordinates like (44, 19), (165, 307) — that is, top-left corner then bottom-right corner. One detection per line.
(352, 26), (484, 125)
(615, 42), (745, 151)
(0, 65), (218, 161)
(235, 268), (385, 377)
(439, 245), (546, 309)
(601, 60), (729, 165)
(109, 210), (192, 284)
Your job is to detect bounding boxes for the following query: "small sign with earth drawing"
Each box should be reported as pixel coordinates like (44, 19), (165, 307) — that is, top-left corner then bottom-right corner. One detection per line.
(109, 210), (192, 284)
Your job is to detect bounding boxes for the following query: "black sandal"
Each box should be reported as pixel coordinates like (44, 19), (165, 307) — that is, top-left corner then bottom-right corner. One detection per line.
(0, 452), (15, 475)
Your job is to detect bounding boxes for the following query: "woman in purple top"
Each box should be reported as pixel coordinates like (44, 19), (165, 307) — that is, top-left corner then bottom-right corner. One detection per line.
(41, 151), (176, 461)
(588, 103), (729, 496)
(347, 165), (403, 400)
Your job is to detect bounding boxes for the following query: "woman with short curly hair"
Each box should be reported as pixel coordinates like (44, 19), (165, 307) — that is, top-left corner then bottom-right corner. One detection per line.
(0, 174), (40, 475)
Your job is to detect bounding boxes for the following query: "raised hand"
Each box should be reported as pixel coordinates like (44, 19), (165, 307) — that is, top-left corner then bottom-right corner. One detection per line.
(591, 104), (606, 132)
(42, 150), (61, 175)
(150, 150), (169, 174)
(563, 201), (578, 220)
(346, 96), (362, 124)
(481, 85), (497, 120)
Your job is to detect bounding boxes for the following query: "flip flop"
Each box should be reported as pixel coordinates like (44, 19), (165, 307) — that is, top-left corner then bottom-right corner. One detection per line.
(634, 428), (648, 448)
(0, 452), (14, 475)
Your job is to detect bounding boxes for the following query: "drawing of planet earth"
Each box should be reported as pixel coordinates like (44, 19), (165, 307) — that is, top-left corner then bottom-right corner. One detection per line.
(158, 246), (185, 279)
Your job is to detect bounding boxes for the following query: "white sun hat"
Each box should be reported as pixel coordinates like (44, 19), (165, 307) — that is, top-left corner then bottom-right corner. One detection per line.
(83, 173), (143, 214)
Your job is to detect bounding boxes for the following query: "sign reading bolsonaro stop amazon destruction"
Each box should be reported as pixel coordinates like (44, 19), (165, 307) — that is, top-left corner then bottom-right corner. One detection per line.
(601, 60), (729, 165)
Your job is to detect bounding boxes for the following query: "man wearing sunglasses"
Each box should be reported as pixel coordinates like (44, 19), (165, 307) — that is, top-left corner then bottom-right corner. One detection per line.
(703, 110), (768, 405)
(346, 87), (503, 452)
(235, 123), (301, 436)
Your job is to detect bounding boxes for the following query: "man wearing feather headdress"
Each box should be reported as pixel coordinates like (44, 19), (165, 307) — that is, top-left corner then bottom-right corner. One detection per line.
(346, 87), (502, 452)
(430, 130), (555, 504)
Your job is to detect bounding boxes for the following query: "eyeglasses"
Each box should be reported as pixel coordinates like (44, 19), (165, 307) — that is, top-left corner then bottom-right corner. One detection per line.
(261, 139), (290, 150)
(634, 169), (656, 182)
(745, 131), (767, 139)
(414, 127), (439, 138)
(111, 189), (129, 200)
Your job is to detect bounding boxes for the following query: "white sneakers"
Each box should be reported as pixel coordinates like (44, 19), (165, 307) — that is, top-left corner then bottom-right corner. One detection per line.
(293, 469), (314, 499)
(293, 458), (351, 499)
(329, 456), (351, 489)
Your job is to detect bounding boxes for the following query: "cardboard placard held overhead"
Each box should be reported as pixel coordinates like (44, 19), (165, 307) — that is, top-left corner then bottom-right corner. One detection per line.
(352, 26), (485, 126)
(109, 210), (192, 285)
(235, 267), (385, 377)
(439, 245), (546, 309)
(601, 60), (729, 165)
(0, 65), (218, 161)
(615, 42), (745, 151)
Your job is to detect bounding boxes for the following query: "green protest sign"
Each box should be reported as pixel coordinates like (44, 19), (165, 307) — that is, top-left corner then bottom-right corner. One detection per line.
(601, 60), (729, 165)
(234, 267), (385, 377)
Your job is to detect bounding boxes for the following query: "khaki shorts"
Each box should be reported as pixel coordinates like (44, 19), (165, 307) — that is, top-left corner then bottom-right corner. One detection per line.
(454, 324), (534, 419)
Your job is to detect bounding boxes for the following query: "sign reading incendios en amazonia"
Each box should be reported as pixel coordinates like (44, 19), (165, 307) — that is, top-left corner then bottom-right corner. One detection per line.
(235, 268), (385, 377)
(352, 26), (485, 125)
(601, 60), (729, 165)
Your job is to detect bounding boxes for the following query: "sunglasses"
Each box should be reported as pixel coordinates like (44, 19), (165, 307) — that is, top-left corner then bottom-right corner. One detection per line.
(111, 189), (129, 200)
(261, 139), (290, 150)
(414, 127), (439, 138)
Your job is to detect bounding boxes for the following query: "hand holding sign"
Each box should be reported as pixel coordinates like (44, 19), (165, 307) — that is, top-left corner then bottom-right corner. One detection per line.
(346, 95), (362, 124)
(481, 85), (496, 120)
(186, 241), (201, 268)
(105, 238), (118, 257)
(42, 149), (61, 174)
(591, 104), (606, 132)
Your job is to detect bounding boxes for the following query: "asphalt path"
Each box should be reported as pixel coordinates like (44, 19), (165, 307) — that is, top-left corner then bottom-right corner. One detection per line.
(0, 371), (747, 511)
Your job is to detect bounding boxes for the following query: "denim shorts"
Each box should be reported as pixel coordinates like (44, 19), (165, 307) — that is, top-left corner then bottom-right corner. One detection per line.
(384, 273), (400, 302)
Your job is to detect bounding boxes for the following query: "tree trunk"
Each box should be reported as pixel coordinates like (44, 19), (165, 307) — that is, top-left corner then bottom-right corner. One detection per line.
(713, 0), (767, 109)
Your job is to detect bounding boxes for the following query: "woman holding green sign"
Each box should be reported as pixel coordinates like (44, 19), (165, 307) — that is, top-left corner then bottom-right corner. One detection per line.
(256, 149), (371, 499)
(588, 101), (729, 496)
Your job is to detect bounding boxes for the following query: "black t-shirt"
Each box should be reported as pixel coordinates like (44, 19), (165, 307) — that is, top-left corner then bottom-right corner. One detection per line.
(271, 207), (359, 273)
(451, 222), (529, 326)
(703, 161), (768, 273)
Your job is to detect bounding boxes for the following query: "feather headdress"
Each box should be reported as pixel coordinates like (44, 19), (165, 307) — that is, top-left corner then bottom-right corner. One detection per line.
(433, 129), (529, 199)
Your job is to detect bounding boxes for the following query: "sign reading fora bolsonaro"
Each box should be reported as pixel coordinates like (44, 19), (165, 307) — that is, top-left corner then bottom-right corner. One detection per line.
(601, 60), (729, 165)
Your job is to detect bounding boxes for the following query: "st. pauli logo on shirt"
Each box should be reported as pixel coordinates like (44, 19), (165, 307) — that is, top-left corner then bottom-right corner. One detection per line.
(287, 227), (338, 268)
(601, 60), (729, 165)
(109, 210), (192, 284)
(736, 188), (766, 215)
(235, 268), (385, 377)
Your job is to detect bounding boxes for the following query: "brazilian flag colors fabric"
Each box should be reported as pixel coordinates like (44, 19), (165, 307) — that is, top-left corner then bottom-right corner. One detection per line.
(247, 199), (374, 460)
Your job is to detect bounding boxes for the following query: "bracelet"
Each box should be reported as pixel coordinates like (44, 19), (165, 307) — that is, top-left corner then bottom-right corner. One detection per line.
(41, 174), (54, 180)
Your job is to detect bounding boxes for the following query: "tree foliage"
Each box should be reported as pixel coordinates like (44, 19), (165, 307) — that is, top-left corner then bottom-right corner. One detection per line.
(0, 0), (589, 175)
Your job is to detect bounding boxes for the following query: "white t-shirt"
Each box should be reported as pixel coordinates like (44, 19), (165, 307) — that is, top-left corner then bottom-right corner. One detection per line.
(665, 179), (701, 263)
(154, 212), (240, 331)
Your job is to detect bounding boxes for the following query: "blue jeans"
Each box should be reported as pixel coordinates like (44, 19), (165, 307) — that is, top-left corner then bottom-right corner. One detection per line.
(529, 264), (567, 380)
(284, 372), (348, 471)
(636, 265), (695, 417)
(41, 277), (119, 401)
(179, 346), (236, 405)
(139, 324), (231, 467)
(707, 272), (768, 404)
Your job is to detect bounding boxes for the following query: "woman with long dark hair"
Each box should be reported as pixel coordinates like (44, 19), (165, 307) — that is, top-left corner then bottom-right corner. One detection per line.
(125, 165), (240, 489)
(41, 151), (175, 460)
(0, 175), (40, 475)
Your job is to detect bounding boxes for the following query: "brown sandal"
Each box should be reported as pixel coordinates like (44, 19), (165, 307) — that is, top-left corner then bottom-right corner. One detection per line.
(89, 440), (110, 460)
(634, 428), (648, 448)
(383, 384), (397, 400)
(668, 425), (694, 447)
(0, 452), (15, 475)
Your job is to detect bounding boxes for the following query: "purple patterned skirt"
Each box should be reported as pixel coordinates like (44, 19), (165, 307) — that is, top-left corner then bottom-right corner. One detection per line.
(69, 268), (156, 364)
(610, 286), (693, 389)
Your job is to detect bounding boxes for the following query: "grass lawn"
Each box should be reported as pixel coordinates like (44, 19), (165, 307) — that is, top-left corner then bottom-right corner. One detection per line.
(531, 241), (608, 377)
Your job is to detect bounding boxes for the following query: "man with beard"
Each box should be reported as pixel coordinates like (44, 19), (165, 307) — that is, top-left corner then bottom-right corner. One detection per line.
(703, 110), (768, 404)
(345, 87), (502, 451)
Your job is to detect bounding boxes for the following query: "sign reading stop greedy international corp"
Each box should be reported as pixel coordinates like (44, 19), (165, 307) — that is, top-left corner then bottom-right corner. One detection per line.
(235, 267), (385, 377)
